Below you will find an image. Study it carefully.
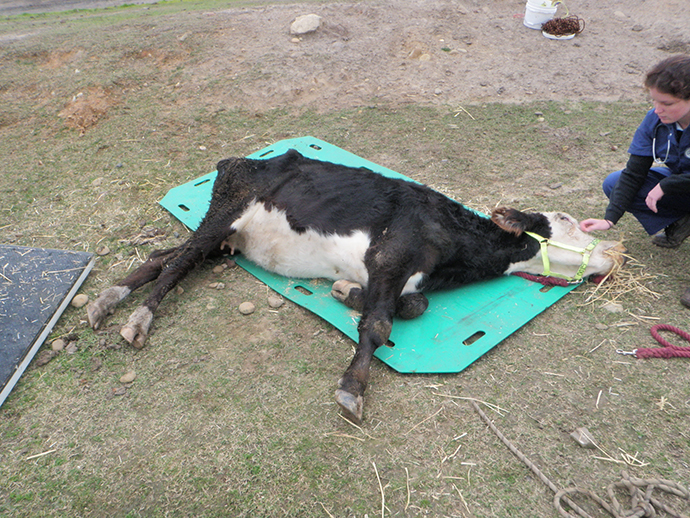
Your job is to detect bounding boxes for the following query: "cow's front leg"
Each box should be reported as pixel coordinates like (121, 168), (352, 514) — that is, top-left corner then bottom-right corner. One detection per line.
(335, 310), (393, 425)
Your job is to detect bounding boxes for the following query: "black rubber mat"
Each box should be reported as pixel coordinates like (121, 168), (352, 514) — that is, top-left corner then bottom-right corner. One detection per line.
(0, 245), (95, 408)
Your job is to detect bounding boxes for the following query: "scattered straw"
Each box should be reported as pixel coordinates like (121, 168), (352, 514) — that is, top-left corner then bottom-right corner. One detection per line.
(404, 406), (444, 435)
(372, 462), (385, 518)
(404, 467), (411, 511)
(323, 432), (365, 442)
(579, 254), (660, 306)
(432, 393), (508, 416)
(318, 502), (335, 518)
(337, 413), (375, 440)
(452, 484), (472, 517)
(25, 449), (56, 461)
(453, 105), (475, 120)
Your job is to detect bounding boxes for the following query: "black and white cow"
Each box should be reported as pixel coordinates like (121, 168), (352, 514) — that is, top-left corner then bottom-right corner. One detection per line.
(87, 149), (625, 424)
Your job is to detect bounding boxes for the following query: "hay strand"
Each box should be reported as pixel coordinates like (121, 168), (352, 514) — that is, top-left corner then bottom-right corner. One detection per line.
(579, 254), (660, 306)
(372, 462), (385, 518)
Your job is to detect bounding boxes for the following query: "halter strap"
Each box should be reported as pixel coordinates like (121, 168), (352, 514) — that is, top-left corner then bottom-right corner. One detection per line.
(524, 231), (601, 283)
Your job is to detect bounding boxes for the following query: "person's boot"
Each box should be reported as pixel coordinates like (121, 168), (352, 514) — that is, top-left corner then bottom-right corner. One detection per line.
(652, 213), (690, 248)
(681, 287), (690, 309)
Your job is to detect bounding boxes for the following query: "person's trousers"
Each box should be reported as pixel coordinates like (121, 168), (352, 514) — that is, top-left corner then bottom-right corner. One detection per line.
(603, 167), (690, 235)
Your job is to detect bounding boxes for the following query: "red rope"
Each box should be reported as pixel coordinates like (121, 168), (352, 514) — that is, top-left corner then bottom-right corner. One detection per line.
(511, 272), (609, 287)
(635, 324), (690, 359)
(511, 272), (570, 287)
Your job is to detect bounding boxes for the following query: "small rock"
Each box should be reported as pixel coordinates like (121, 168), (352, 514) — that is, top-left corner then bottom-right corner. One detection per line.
(212, 264), (226, 274)
(268, 295), (285, 308)
(65, 342), (78, 354)
(602, 302), (624, 313)
(548, 182), (563, 190)
(290, 14), (322, 35)
(176, 286), (185, 295)
(239, 301), (256, 315)
(91, 177), (104, 187)
(570, 427), (597, 449)
(610, 145), (618, 151)
(595, 323), (609, 331)
(291, 37), (301, 44)
(71, 294), (89, 308)
(120, 370), (136, 383)
(225, 259), (237, 269)
(208, 282), (225, 290)
(418, 53), (431, 62)
(631, 25), (644, 32)
(51, 338), (65, 352)
(613, 10), (627, 19)
(408, 48), (423, 59)
(35, 350), (57, 366)
(112, 387), (127, 397)
(96, 245), (110, 256)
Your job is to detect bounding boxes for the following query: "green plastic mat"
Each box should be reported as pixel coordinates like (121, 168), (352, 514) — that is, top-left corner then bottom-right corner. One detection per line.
(160, 137), (577, 374)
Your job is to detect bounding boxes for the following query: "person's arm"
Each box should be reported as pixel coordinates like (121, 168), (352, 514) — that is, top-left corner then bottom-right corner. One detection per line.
(603, 154), (654, 224)
(580, 154), (653, 233)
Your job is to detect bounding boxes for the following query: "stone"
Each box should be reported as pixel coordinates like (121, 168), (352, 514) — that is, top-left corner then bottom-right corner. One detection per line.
(602, 302), (624, 313)
(120, 370), (136, 383)
(290, 14), (322, 35)
(71, 294), (89, 308)
(268, 295), (285, 308)
(51, 338), (65, 352)
(239, 301), (256, 315)
(570, 427), (596, 449)
(96, 245), (110, 256)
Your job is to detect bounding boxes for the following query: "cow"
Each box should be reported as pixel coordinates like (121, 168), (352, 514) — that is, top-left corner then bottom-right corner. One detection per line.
(87, 149), (625, 424)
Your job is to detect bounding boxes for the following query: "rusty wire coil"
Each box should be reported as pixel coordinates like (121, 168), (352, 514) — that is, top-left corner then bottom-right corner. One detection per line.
(542, 15), (585, 36)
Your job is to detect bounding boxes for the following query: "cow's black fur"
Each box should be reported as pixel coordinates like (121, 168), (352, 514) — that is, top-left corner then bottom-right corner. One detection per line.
(87, 149), (615, 424)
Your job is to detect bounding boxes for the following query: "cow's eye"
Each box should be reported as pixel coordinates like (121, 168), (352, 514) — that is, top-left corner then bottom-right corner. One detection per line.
(559, 214), (571, 223)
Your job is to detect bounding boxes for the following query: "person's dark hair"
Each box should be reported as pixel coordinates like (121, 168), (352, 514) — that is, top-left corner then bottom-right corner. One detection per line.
(644, 55), (690, 100)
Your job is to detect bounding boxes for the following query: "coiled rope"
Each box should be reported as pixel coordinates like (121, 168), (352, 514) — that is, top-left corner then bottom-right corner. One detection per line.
(638, 324), (690, 359)
(472, 401), (690, 517)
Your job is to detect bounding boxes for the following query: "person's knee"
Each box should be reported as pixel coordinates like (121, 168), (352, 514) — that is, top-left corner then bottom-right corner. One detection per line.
(602, 170), (623, 197)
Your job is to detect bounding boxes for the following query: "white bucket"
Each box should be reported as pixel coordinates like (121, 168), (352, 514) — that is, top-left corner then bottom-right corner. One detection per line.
(523, 0), (558, 29)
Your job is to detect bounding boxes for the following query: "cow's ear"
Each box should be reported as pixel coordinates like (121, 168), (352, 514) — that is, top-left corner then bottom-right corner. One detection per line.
(491, 207), (527, 236)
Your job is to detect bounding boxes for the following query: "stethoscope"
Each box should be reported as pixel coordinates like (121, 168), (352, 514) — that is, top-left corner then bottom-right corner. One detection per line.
(652, 122), (672, 164)
(652, 122), (690, 163)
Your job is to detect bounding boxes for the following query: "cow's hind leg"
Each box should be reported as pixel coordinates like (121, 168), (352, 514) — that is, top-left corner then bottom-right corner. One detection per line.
(87, 247), (180, 329)
(331, 280), (429, 319)
(119, 239), (218, 349)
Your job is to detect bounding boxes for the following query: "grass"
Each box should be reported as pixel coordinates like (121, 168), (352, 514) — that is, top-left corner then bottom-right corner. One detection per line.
(1, 1), (689, 518)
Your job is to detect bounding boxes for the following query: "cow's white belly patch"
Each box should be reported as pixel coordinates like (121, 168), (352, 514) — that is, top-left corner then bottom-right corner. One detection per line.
(223, 202), (371, 285)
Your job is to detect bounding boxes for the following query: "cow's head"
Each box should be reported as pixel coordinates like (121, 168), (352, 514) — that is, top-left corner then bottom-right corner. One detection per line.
(492, 208), (626, 281)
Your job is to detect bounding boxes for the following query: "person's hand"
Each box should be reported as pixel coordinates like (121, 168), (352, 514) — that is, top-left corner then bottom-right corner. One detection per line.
(579, 218), (614, 232)
(645, 184), (664, 213)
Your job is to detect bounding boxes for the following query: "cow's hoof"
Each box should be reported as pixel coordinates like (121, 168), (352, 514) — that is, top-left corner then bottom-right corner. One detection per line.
(335, 388), (363, 425)
(86, 286), (131, 329)
(120, 306), (153, 349)
(331, 280), (364, 312)
(396, 292), (429, 320)
(86, 302), (106, 330)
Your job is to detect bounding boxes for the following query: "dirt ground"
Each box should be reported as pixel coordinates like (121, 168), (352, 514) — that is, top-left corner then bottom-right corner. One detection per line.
(4, 0), (689, 114)
(2, 1), (690, 517)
